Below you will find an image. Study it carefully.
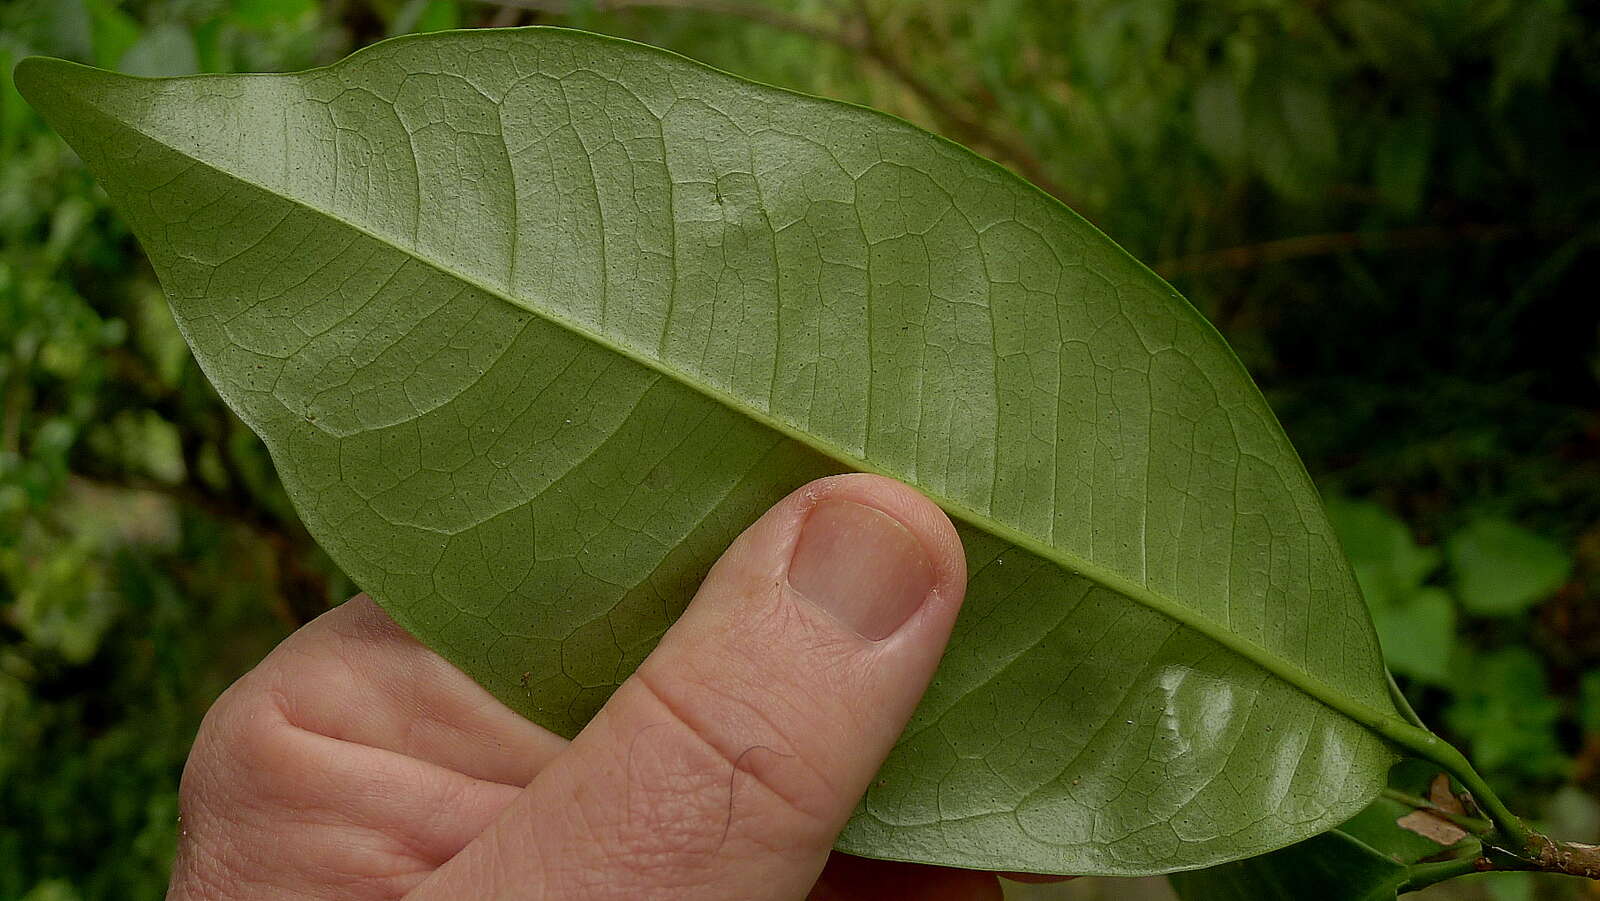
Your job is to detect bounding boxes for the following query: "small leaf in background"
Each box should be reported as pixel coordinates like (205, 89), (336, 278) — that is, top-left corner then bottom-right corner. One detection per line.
(1244, 76), (1339, 200)
(1447, 517), (1573, 616)
(1371, 587), (1454, 684)
(1326, 498), (1440, 606)
(1493, 0), (1564, 104)
(2, 539), (112, 664)
(83, 0), (141, 70)
(1325, 499), (1454, 681)
(388, 0), (459, 36)
(116, 23), (197, 77)
(1193, 72), (1246, 167)
(232, 0), (318, 29)
(17, 879), (79, 901)
(45, 0), (93, 62)
(1581, 670), (1600, 735)
(1335, 0), (1445, 79)
(1445, 647), (1566, 781)
(1373, 113), (1434, 216)
(1545, 785), (1600, 844)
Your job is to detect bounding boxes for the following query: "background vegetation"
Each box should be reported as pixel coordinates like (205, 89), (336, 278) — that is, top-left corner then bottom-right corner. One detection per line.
(0, 1), (1595, 898)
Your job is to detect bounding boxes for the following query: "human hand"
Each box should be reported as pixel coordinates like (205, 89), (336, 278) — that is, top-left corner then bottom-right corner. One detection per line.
(168, 473), (1026, 900)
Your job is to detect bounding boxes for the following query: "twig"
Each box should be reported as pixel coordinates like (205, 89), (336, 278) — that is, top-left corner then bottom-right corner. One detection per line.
(1525, 835), (1600, 880)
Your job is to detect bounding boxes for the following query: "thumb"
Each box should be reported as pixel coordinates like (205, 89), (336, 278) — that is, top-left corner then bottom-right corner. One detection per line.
(411, 473), (968, 900)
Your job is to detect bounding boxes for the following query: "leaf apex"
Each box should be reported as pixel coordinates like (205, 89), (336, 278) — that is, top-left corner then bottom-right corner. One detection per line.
(14, 56), (123, 120)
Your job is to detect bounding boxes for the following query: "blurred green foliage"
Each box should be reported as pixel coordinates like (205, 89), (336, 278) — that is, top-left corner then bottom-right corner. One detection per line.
(0, 1), (1595, 898)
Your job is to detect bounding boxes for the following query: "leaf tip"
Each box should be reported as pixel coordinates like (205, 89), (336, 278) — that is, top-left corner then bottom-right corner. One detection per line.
(13, 56), (123, 122)
(13, 56), (78, 113)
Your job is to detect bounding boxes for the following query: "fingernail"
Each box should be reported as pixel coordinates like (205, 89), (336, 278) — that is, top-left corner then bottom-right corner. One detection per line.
(787, 499), (934, 640)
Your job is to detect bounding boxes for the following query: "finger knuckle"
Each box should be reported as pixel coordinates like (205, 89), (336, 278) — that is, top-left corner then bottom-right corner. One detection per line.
(630, 663), (842, 840)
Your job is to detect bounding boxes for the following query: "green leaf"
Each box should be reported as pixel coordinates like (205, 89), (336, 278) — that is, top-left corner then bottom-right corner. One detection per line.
(1322, 499), (1455, 682)
(232, 0), (318, 29)
(1335, 0), (1446, 79)
(1173, 772), (1476, 900)
(14, 28), (1404, 875)
(1370, 587), (1454, 684)
(1373, 115), (1433, 217)
(45, 0), (94, 63)
(389, 0), (460, 36)
(83, 0), (141, 70)
(1169, 826), (1408, 901)
(1492, 0), (1564, 104)
(1445, 648), (1565, 781)
(1580, 671), (1600, 735)
(1325, 498), (1440, 608)
(1446, 517), (1572, 616)
(115, 23), (197, 78)
(1192, 72), (1246, 167)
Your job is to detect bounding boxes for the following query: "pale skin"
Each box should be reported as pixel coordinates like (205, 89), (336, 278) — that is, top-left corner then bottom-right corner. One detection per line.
(168, 473), (1068, 899)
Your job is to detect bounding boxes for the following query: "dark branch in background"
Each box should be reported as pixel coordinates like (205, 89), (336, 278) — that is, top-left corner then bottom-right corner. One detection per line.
(1152, 224), (1521, 277)
(479, 0), (848, 45)
(470, 0), (1075, 205)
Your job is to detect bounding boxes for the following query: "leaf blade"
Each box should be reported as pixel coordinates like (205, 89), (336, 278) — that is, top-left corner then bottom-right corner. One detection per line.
(15, 28), (1402, 874)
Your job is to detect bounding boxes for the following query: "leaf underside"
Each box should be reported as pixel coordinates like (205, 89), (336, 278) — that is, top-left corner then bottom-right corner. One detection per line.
(16, 28), (1402, 875)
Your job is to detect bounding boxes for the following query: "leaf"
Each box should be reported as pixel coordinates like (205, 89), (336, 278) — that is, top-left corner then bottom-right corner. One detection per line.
(45, 0), (94, 63)
(1446, 517), (1572, 616)
(1492, 0), (1564, 104)
(1324, 499), (1453, 682)
(1370, 587), (1454, 685)
(388, 0), (461, 37)
(1172, 771), (1473, 901)
(1345, 780), (1467, 862)
(14, 28), (1404, 875)
(115, 23), (197, 78)
(232, 0), (318, 29)
(1335, 0), (1446, 79)
(1325, 498), (1440, 608)
(1169, 826), (1409, 901)
(83, 0), (141, 70)
(1192, 72), (1246, 167)
(1580, 671), (1600, 735)
(1445, 647), (1565, 781)
(1373, 114), (1433, 217)
(1394, 809), (1466, 846)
